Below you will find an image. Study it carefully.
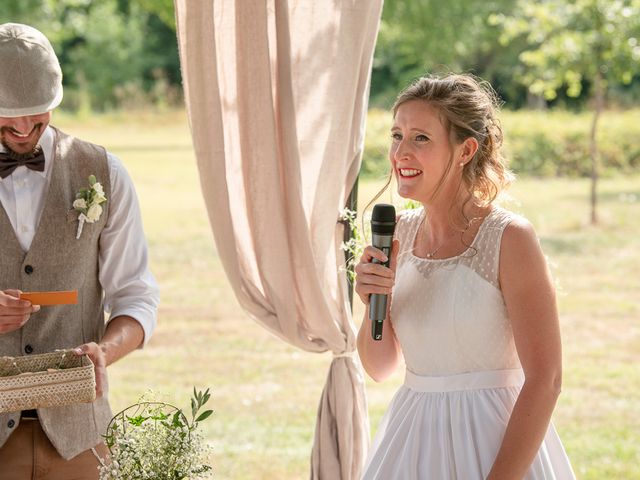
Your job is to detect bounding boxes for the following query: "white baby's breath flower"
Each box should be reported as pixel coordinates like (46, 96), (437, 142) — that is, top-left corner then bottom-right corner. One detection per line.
(100, 389), (213, 480)
(73, 198), (87, 210)
(73, 175), (107, 239)
(86, 203), (103, 223)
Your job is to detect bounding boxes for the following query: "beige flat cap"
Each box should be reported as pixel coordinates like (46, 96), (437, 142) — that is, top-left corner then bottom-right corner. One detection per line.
(0, 23), (63, 117)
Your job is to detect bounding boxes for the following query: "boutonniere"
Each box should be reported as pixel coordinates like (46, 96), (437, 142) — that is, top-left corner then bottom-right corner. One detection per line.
(73, 175), (107, 239)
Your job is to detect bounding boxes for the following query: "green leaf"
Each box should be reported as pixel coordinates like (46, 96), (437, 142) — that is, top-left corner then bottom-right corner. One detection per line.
(126, 414), (149, 426)
(195, 409), (213, 423)
(172, 410), (183, 427)
(88, 174), (96, 186)
(150, 412), (169, 421)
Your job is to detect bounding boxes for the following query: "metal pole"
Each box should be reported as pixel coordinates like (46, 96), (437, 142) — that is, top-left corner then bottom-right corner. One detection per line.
(343, 175), (359, 312)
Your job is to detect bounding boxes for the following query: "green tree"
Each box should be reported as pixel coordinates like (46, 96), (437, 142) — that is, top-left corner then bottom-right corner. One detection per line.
(137, 0), (175, 30)
(494, 0), (640, 224)
(371, 0), (521, 107)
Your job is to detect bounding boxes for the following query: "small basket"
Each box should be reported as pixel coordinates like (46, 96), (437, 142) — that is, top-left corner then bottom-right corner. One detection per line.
(0, 349), (96, 413)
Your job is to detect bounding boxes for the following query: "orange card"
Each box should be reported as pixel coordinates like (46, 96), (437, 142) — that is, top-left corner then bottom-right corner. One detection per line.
(20, 290), (78, 306)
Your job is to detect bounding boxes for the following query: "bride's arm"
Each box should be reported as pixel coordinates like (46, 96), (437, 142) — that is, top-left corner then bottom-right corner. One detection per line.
(356, 240), (403, 382)
(486, 218), (563, 480)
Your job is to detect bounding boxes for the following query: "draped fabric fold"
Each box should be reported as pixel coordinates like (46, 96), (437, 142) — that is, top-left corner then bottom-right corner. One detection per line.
(313, 355), (369, 480)
(174, 0), (383, 477)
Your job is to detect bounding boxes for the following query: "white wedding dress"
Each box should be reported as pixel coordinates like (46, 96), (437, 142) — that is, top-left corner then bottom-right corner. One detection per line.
(362, 207), (575, 480)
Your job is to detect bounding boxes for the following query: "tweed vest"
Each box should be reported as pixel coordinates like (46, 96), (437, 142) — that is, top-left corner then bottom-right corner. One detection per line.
(0, 127), (113, 460)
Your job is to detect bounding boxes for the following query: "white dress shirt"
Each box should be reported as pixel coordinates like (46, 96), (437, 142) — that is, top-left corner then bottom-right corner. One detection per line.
(0, 126), (158, 344)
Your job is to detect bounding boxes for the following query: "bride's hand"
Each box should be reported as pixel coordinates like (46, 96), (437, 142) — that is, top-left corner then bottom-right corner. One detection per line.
(354, 239), (399, 306)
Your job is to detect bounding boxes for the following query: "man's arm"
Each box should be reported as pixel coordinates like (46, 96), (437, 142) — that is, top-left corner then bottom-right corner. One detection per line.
(75, 153), (159, 397)
(99, 153), (159, 345)
(75, 315), (144, 397)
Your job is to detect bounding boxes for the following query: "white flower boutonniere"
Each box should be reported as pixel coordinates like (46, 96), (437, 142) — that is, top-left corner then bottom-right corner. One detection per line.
(73, 175), (107, 239)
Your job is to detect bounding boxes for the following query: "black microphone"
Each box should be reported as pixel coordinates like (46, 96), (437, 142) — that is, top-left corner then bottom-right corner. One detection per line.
(369, 203), (396, 341)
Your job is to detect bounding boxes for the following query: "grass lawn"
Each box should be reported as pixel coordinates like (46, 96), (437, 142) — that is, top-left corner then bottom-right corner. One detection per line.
(53, 109), (639, 480)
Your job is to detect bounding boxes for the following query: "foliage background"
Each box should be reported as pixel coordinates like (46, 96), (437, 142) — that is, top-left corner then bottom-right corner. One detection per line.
(1, 0), (180, 112)
(3, 0), (640, 112)
(362, 108), (640, 178)
(4, 0), (640, 179)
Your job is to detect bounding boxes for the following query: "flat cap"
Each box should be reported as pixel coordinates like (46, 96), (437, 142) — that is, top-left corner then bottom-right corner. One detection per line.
(0, 23), (63, 117)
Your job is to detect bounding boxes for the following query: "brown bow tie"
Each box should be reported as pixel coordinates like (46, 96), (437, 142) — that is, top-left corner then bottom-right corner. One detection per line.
(0, 148), (45, 179)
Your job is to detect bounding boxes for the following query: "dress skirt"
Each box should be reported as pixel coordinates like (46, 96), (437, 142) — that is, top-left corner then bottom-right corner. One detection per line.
(362, 369), (576, 480)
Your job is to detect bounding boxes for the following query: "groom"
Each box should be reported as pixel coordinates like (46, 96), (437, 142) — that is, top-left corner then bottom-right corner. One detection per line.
(0, 23), (159, 479)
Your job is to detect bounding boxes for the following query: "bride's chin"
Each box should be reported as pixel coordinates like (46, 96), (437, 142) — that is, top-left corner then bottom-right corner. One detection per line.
(396, 187), (419, 202)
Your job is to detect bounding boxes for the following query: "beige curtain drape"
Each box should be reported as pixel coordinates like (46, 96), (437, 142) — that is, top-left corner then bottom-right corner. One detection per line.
(174, 1), (383, 477)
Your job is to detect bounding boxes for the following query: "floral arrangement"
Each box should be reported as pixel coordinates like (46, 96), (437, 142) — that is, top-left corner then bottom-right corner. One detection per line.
(339, 207), (364, 284)
(98, 388), (213, 480)
(73, 174), (107, 239)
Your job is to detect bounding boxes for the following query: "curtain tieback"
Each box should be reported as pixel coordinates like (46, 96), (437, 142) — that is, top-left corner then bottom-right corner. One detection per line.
(332, 351), (356, 359)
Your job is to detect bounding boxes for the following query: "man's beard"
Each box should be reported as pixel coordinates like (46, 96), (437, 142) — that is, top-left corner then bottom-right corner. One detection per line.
(0, 124), (43, 158)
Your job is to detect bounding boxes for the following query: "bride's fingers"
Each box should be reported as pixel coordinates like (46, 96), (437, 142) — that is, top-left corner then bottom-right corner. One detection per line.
(355, 261), (395, 279)
(355, 271), (395, 288)
(360, 245), (389, 264)
(355, 274), (394, 303)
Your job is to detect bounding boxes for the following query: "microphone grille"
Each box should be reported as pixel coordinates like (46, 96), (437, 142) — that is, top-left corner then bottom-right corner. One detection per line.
(371, 204), (396, 235)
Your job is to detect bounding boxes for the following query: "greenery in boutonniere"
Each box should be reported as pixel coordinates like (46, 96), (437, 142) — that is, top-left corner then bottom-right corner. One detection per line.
(73, 174), (107, 239)
(98, 388), (213, 480)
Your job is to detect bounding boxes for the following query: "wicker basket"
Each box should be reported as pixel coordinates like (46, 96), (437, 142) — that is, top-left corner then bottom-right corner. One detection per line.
(0, 349), (96, 413)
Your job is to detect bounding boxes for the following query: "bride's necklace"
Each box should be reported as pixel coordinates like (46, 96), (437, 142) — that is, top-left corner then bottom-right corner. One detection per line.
(424, 230), (459, 259)
(421, 213), (482, 259)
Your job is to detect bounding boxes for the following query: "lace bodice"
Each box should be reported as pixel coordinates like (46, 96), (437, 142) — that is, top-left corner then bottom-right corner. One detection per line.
(390, 206), (522, 375)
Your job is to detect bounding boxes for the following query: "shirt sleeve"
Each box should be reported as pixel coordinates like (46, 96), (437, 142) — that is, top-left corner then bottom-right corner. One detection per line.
(99, 152), (159, 345)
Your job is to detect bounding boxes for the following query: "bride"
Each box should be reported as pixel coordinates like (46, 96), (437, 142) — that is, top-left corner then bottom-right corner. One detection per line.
(356, 73), (575, 479)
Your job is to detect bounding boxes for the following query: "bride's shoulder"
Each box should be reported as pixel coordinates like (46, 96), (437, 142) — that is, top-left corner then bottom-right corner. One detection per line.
(499, 211), (543, 269)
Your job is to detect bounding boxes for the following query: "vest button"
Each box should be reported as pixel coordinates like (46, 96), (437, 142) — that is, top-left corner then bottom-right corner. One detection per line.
(24, 265), (34, 274)
(24, 344), (33, 354)
(7, 419), (15, 429)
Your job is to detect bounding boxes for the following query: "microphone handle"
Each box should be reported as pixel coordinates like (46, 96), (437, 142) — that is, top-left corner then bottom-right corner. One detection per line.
(369, 243), (392, 341)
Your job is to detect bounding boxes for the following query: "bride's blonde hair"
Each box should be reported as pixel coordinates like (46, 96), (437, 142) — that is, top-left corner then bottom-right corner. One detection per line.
(392, 73), (513, 205)
(363, 73), (513, 239)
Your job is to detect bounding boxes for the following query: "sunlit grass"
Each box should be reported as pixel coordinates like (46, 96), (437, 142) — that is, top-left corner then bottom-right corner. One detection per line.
(52, 109), (639, 479)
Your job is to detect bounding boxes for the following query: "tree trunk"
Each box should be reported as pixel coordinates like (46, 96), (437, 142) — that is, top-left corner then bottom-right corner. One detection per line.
(589, 69), (604, 225)
(526, 90), (547, 110)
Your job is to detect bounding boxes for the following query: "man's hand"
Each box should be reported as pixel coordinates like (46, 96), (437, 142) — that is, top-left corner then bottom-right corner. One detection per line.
(0, 289), (40, 334)
(72, 316), (144, 399)
(73, 342), (108, 399)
